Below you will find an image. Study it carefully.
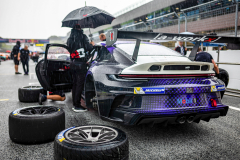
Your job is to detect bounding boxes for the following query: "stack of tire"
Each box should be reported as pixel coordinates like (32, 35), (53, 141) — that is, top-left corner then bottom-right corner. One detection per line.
(9, 106), (129, 159)
(11, 86), (129, 159)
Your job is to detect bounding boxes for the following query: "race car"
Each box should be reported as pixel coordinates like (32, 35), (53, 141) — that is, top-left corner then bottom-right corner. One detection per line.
(36, 30), (239, 126)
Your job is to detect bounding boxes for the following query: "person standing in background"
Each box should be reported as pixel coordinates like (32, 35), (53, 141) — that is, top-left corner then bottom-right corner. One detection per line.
(20, 45), (31, 75)
(195, 48), (219, 75)
(99, 33), (106, 41)
(12, 41), (21, 74)
(175, 41), (187, 56)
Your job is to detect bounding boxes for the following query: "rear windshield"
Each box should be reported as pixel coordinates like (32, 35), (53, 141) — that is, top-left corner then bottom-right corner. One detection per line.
(117, 43), (182, 56)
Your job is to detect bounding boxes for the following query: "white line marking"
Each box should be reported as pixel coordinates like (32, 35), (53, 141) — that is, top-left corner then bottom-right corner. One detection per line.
(29, 82), (40, 85)
(229, 106), (240, 111)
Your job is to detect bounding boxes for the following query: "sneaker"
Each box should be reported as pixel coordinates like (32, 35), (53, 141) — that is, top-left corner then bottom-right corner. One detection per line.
(15, 72), (22, 74)
(39, 93), (47, 105)
(24, 72), (28, 75)
(72, 106), (87, 112)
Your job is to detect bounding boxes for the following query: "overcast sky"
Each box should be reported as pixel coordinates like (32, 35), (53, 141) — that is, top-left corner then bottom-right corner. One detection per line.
(0, 0), (142, 39)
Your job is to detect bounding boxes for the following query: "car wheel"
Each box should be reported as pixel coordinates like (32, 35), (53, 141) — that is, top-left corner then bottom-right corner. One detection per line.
(219, 68), (229, 99)
(54, 125), (129, 160)
(9, 106), (65, 144)
(18, 86), (44, 102)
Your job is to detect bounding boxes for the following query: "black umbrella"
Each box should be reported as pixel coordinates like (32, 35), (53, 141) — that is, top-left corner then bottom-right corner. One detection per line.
(62, 6), (115, 28)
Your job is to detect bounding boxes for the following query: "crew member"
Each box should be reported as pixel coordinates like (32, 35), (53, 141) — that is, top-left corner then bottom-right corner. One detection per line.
(12, 41), (21, 74)
(99, 33), (106, 41)
(195, 48), (219, 75)
(67, 24), (94, 112)
(175, 41), (187, 56)
(38, 91), (65, 105)
(20, 45), (30, 75)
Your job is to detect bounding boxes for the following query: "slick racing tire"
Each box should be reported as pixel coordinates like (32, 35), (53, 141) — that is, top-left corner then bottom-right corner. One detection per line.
(9, 106), (65, 144)
(18, 86), (44, 102)
(54, 125), (129, 160)
(218, 68), (229, 99)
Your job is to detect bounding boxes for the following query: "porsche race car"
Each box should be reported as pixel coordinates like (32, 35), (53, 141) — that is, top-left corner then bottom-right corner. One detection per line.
(36, 30), (238, 126)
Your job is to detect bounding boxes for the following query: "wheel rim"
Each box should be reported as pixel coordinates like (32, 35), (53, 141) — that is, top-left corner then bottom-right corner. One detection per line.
(65, 126), (118, 145)
(19, 106), (58, 115)
(23, 86), (42, 89)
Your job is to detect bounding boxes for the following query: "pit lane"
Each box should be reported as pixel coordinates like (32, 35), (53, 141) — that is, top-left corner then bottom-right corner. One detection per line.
(0, 60), (239, 160)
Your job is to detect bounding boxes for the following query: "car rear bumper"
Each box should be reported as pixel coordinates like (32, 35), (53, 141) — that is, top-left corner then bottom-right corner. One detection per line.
(110, 105), (228, 125)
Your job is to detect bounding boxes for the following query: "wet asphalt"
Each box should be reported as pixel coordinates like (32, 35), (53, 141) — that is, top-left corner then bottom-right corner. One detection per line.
(0, 60), (240, 160)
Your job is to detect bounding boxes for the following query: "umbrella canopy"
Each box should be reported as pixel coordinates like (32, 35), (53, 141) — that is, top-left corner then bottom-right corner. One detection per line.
(62, 6), (115, 28)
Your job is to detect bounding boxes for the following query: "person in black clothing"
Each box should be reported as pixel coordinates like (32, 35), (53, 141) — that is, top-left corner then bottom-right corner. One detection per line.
(175, 41), (187, 56)
(12, 41), (21, 74)
(20, 45), (30, 75)
(67, 24), (94, 112)
(195, 48), (219, 75)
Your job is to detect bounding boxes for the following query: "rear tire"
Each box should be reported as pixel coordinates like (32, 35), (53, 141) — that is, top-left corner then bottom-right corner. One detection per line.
(9, 106), (65, 144)
(219, 68), (229, 99)
(54, 125), (129, 160)
(18, 86), (44, 102)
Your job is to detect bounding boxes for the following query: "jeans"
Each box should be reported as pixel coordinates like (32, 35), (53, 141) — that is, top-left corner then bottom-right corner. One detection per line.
(22, 61), (29, 74)
(72, 71), (85, 107)
(70, 60), (87, 108)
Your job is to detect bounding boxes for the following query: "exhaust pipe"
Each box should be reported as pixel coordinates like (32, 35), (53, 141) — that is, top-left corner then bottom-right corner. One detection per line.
(187, 116), (194, 123)
(177, 116), (186, 124)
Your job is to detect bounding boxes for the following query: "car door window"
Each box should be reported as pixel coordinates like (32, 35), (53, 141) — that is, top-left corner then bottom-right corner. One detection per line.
(47, 46), (70, 60)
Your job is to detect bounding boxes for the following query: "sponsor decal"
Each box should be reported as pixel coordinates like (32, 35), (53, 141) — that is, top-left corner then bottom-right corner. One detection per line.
(211, 85), (225, 92)
(110, 32), (114, 41)
(134, 87), (165, 94)
(186, 88), (193, 93)
(58, 127), (75, 142)
(12, 109), (20, 115)
(216, 85), (225, 91)
(211, 86), (217, 92)
(153, 34), (221, 42)
(177, 98), (196, 104)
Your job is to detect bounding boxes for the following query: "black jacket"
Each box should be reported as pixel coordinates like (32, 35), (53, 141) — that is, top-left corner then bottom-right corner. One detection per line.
(175, 46), (187, 56)
(67, 29), (93, 54)
(12, 44), (20, 56)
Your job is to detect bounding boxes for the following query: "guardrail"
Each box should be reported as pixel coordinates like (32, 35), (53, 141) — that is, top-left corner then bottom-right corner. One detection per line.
(215, 62), (240, 97)
(216, 62), (240, 65)
(225, 88), (240, 98)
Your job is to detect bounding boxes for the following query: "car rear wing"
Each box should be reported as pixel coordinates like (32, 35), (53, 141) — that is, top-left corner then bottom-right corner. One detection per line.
(106, 29), (240, 61)
(106, 29), (240, 46)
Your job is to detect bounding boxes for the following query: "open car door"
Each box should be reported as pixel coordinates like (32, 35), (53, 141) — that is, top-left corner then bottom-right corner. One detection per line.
(36, 44), (72, 91)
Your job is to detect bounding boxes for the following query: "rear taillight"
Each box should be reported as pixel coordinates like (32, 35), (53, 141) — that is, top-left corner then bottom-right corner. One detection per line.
(210, 99), (217, 107)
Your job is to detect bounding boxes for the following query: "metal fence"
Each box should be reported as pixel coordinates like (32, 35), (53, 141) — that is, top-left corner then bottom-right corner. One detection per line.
(119, 1), (239, 35)
(91, 1), (239, 42)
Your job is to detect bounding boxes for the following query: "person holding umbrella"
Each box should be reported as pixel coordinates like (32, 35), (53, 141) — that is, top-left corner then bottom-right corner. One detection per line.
(62, 6), (115, 113)
(67, 24), (94, 112)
